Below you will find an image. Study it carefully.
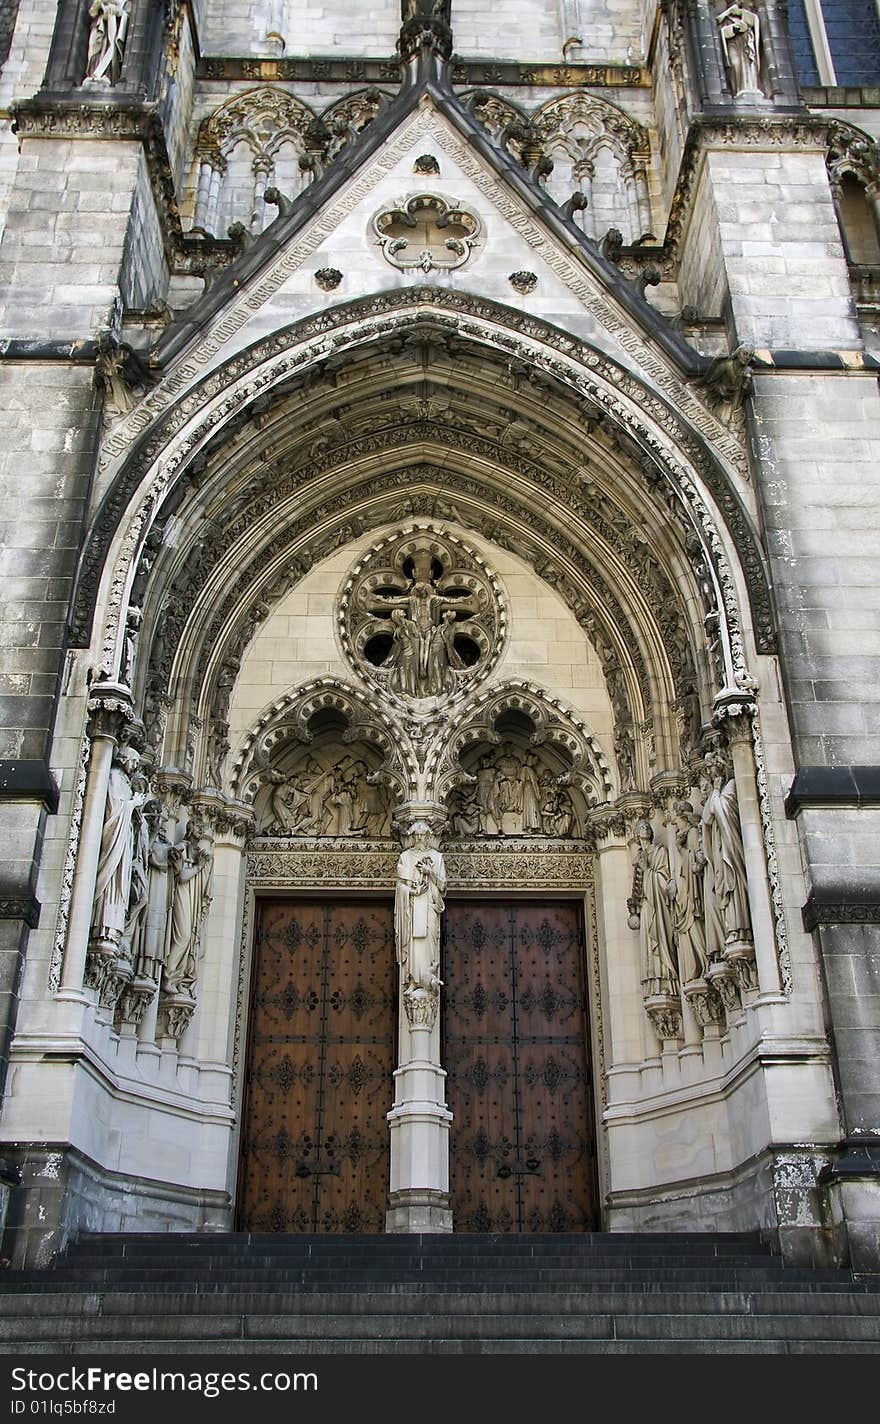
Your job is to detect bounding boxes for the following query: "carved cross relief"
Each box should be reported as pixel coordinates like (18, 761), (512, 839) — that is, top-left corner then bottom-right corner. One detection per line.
(340, 529), (502, 708)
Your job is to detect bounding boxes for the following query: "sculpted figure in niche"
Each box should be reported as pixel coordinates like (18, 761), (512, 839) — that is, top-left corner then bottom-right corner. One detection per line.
(85, 0), (130, 86)
(474, 756), (501, 835)
(133, 805), (174, 982)
(670, 802), (709, 986)
(717, 4), (764, 97)
(123, 791), (156, 965)
(163, 822), (214, 997)
(700, 755), (753, 951)
(541, 784), (576, 838)
(630, 819), (679, 999)
(395, 822), (446, 997)
(268, 757), (322, 835)
(91, 745), (148, 952)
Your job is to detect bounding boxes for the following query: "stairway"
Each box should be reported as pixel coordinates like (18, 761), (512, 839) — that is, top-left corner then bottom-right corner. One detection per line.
(1, 1232), (879, 1354)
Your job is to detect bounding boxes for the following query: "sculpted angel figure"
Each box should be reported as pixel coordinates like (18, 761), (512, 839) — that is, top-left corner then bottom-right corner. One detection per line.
(717, 5), (764, 97)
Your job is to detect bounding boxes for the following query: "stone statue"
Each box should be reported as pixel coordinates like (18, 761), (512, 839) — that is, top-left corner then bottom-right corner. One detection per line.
(91, 745), (148, 952)
(629, 819), (679, 999)
(394, 822), (446, 1001)
(133, 805), (174, 982)
(700, 756), (753, 952)
(541, 784), (576, 838)
(163, 822), (214, 996)
(474, 756), (501, 835)
(717, 5), (764, 98)
(671, 803), (709, 986)
(521, 754), (543, 833)
(122, 789), (155, 963)
(388, 608), (420, 697)
(84, 0), (130, 86)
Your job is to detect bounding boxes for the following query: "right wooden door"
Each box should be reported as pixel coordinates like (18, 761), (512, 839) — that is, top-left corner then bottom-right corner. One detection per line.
(443, 900), (598, 1232)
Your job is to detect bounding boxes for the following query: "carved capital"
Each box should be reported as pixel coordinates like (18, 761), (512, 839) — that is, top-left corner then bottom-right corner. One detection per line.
(644, 993), (683, 1042)
(402, 981), (439, 1029)
(159, 991), (197, 1041)
(117, 977), (157, 1026)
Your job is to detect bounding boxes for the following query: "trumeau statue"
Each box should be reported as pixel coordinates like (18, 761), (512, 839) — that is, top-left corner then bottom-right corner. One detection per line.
(84, 0), (131, 86)
(395, 822), (446, 1025)
(717, 4), (764, 98)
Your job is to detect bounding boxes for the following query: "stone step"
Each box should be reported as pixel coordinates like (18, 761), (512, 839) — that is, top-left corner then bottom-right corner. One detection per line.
(4, 1338), (878, 1357)
(1, 1309), (879, 1344)
(14, 1265), (859, 1288)
(4, 1288), (880, 1315)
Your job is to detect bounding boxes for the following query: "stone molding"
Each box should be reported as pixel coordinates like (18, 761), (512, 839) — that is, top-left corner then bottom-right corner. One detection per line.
(197, 56), (648, 88)
(0, 897), (40, 929)
(802, 896), (880, 933)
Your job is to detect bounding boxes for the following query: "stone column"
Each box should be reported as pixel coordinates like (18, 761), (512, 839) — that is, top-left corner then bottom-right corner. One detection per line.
(58, 685), (135, 1002)
(386, 805), (453, 1232)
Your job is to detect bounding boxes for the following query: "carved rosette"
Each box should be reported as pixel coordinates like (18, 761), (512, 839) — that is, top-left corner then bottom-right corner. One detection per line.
(373, 195), (481, 273)
(339, 527), (504, 710)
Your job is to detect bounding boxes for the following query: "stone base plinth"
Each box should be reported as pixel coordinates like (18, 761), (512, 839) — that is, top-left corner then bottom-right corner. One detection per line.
(385, 1189), (453, 1233)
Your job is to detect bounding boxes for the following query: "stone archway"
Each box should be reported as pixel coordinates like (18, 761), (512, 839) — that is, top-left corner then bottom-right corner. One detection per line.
(46, 291), (792, 1244)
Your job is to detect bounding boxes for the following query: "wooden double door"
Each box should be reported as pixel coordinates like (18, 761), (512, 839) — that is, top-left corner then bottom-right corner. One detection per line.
(238, 897), (597, 1233)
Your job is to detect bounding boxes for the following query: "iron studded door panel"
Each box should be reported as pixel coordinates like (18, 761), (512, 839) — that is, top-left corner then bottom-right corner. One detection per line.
(238, 900), (395, 1232)
(444, 901), (597, 1233)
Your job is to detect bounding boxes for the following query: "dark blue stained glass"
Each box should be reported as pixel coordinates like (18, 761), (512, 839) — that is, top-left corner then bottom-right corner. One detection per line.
(823, 0), (880, 84)
(787, 0), (821, 84)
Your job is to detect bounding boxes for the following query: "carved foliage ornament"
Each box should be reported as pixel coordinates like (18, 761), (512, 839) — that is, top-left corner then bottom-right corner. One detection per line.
(373, 195), (481, 273)
(339, 528), (504, 708)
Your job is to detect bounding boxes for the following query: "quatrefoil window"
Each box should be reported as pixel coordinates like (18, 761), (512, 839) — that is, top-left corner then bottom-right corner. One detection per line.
(373, 194), (481, 273)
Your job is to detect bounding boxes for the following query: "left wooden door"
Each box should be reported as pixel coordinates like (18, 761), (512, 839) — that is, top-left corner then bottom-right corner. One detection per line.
(237, 899), (396, 1232)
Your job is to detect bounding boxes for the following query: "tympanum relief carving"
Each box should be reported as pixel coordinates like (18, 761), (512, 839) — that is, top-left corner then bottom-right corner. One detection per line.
(255, 745), (396, 838)
(339, 529), (503, 709)
(446, 742), (586, 840)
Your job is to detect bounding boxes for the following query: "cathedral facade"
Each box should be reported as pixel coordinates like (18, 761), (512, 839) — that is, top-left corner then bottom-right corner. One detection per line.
(0, 0), (879, 1270)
